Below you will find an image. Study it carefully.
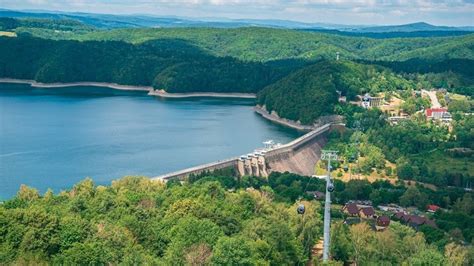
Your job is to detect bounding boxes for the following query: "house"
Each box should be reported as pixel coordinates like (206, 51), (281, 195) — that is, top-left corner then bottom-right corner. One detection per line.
(360, 93), (384, 109)
(342, 203), (359, 217)
(376, 215), (391, 231)
(359, 207), (375, 219)
(426, 108), (450, 120)
(407, 215), (427, 229)
(426, 204), (440, 213)
(393, 212), (437, 230)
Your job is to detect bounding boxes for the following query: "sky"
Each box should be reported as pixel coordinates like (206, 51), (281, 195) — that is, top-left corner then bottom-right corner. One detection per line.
(2, 0), (474, 26)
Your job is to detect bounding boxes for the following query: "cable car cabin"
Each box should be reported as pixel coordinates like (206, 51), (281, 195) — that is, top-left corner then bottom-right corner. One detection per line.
(343, 165), (349, 172)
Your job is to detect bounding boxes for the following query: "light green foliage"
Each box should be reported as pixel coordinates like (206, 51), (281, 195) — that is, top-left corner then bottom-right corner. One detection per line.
(406, 247), (446, 265)
(211, 236), (257, 265)
(0, 176), (321, 265)
(448, 99), (473, 113)
(330, 221), (449, 265)
(401, 96), (430, 114)
(165, 217), (223, 264)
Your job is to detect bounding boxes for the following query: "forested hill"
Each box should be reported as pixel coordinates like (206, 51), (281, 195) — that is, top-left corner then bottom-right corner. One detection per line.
(257, 60), (413, 124)
(2, 17), (473, 62)
(14, 26), (474, 62)
(0, 36), (293, 93)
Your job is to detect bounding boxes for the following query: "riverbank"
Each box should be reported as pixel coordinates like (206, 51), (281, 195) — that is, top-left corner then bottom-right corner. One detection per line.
(148, 89), (256, 99)
(0, 78), (152, 91)
(0, 78), (307, 129)
(0, 78), (257, 99)
(254, 105), (314, 131)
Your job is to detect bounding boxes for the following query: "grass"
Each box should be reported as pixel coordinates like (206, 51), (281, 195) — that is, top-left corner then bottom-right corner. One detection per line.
(449, 93), (468, 101)
(411, 149), (474, 175)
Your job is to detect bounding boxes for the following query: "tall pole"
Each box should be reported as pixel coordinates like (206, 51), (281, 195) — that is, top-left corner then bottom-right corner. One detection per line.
(321, 150), (338, 262)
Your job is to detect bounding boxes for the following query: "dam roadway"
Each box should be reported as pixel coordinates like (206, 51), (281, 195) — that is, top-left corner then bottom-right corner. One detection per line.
(152, 123), (340, 181)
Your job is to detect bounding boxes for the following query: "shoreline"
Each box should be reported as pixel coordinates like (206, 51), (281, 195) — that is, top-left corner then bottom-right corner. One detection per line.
(0, 78), (257, 99)
(0, 78), (152, 91)
(254, 105), (314, 131)
(0, 78), (305, 130)
(148, 89), (256, 99)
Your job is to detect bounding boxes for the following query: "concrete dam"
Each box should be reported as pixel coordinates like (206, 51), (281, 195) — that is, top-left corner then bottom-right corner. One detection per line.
(153, 123), (336, 181)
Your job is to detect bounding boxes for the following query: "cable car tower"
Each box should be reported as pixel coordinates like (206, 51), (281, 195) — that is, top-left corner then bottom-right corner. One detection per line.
(321, 150), (338, 262)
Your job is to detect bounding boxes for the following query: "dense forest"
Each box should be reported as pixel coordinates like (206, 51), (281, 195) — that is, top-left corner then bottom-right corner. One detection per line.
(1, 173), (473, 264)
(0, 36), (290, 93)
(0, 176), (321, 264)
(7, 19), (474, 62)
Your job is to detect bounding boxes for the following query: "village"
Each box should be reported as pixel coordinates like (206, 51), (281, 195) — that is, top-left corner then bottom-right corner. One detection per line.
(352, 88), (468, 126)
(306, 190), (441, 233)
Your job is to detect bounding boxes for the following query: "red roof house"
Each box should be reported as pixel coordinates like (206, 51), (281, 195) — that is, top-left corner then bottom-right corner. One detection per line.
(342, 203), (359, 216)
(427, 204), (440, 213)
(376, 215), (391, 230)
(359, 207), (375, 219)
(426, 108), (448, 119)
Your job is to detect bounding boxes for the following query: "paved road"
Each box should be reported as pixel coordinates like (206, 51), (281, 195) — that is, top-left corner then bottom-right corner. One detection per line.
(423, 90), (441, 108)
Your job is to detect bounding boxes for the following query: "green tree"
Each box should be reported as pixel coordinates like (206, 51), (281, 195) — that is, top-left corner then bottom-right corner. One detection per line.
(406, 247), (446, 265)
(212, 236), (257, 265)
(331, 222), (354, 262)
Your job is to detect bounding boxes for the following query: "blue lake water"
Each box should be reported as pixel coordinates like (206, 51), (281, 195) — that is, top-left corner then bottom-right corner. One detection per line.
(0, 83), (301, 199)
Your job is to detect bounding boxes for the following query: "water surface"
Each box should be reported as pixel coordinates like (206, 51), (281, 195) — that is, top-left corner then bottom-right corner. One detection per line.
(0, 83), (301, 199)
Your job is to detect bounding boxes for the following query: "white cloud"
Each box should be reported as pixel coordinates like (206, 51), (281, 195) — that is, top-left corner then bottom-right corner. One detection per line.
(2, 0), (474, 26)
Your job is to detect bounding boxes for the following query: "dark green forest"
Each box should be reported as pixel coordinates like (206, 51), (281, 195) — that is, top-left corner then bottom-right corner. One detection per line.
(0, 37), (290, 93)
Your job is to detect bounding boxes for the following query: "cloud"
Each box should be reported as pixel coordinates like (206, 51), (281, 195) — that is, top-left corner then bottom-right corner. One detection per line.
(3, 0), (474, 26)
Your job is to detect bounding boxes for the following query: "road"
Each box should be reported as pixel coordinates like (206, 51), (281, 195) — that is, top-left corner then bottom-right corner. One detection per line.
(422, 90), (441, 108)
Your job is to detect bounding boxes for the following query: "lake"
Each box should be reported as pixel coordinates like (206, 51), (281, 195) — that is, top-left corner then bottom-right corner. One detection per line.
(0, 83), (301, 200)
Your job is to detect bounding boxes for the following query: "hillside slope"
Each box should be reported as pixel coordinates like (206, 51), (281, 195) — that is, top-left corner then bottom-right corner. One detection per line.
(4, 18), (473, 63)
(257, 60), (413, 124)
(0, 36), (290, 93)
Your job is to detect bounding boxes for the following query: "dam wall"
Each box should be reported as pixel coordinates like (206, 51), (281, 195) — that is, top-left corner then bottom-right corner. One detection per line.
(153, 157), (239, 181)
(153, 123), (338, 181)
(264, 124), (331, 176)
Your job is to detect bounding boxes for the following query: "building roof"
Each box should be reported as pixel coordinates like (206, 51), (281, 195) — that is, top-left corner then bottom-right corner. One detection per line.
(377, 215), (391, 226)
(427, 204), (440, 212)
(426, 108), (448, 117)
(360, 207), (375, 216)
(408, 215), (426, 225)
(344, 203), (359, 215)
(394, 212), (408, 221)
